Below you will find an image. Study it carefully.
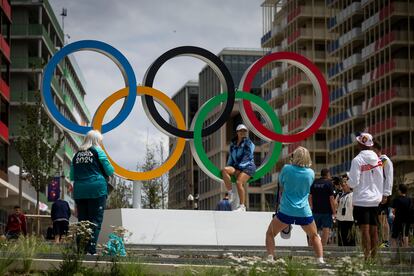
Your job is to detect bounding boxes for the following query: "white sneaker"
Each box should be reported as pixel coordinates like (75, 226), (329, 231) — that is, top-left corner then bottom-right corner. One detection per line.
(228, 191), (234, 203)
(280, 224), (292, 239)
(233, 205), (246, 212)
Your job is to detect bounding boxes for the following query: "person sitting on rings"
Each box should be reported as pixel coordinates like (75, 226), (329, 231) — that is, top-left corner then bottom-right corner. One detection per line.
(221, 124), (256, 212)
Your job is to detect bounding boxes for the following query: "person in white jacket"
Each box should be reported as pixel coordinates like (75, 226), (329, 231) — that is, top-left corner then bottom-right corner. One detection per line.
(336, 178), (355, 246)
(373, 142), (394, 248)
(348, 133), (383, 260)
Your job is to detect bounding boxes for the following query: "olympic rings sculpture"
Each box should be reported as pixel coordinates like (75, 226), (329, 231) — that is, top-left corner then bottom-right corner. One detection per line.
(41, 40), (329, 181)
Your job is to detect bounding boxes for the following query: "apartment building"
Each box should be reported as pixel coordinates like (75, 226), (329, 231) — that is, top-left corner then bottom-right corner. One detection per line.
(0, 0), (11, 181)
(327, 0), (414, 183)
(9, 0), (90, 210)
(260, 0), (336, 194)
(168, 80), (199, 209)
(261, 0), (414, 190)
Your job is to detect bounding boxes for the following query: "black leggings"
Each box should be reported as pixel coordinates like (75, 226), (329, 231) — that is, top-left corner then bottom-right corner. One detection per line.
(75, 196), (106, 254)
(337, 220), (356, 246)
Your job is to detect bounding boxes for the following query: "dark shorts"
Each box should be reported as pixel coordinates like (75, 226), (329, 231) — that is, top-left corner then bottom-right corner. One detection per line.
(235, 165), (256, 177)
(6, 231), (21, 240)
(378, 203), (389, 216)
(313, 213), (333, 229)
(391, 221), (411, 239)
(276, 211), (314, 226)
(353, 206), (379, 226)
(53, 220), (69, 237)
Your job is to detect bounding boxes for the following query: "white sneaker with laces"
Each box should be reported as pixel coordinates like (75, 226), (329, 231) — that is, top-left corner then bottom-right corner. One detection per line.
(233, 205), (246, 212)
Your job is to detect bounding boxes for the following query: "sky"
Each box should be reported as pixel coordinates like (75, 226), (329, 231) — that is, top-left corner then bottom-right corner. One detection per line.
(50, 0), (263, 172)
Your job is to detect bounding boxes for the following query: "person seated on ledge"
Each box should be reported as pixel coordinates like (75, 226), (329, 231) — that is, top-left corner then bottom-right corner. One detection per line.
(265, 147), (325, 265)
(221, 124), (256, 212)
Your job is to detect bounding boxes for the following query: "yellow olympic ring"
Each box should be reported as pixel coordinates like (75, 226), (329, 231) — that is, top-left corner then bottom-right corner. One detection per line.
(92, 86), (186, 180)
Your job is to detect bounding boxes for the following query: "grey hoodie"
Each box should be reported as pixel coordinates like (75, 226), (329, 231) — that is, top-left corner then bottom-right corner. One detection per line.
(348, 150), (383, 207)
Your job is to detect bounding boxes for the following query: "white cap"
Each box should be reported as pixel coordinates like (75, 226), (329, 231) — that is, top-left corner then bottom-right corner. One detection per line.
(356, 132), (374, 147)
(236, 124), (248, 131)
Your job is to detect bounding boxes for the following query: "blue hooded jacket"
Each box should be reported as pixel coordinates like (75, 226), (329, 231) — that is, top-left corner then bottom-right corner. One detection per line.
(70, 146), (114, 200)
(227, 137), (256, 171)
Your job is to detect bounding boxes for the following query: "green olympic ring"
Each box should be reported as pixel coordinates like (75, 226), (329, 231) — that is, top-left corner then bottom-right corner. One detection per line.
(189, 91), (282, 183)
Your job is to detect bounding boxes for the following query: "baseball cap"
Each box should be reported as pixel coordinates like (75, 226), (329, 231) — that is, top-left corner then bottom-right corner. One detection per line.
(356, 132), (374, 147)
(236, 124), (248, 131)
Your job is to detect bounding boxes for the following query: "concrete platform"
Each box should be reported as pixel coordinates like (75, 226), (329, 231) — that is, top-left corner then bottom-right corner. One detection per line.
(99, 209), (308, 247)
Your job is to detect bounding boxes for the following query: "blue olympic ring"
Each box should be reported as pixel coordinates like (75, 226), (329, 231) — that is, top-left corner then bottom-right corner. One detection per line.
(41, 40), (137, 135)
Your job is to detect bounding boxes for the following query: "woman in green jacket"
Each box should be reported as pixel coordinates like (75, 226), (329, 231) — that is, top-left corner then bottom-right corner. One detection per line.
(70, 130), (114, 255)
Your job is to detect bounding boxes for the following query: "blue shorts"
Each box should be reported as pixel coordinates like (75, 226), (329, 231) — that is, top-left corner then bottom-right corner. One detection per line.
(235, 164), (256, 177)
(313, 213), (333, 229)
(276, 212), (314, 226)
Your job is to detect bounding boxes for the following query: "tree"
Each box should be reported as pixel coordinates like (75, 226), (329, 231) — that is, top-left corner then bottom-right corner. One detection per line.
(13, 92), (63, 233)
(138, 143), (161, 209)
(157, 140), (168, 209)
(106, 176), (132, 209)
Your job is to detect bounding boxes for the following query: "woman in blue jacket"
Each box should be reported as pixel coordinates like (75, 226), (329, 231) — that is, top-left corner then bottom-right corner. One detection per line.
(70, 130), (114, 255)
(221, 124), (256, 212)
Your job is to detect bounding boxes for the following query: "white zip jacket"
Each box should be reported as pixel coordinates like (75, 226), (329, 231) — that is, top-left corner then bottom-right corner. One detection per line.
(336, 192), (353, 221)
(349, 150), (384, 207)
(380, 154), (393, 197)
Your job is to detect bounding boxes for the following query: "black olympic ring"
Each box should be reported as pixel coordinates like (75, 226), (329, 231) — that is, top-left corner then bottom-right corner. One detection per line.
(142, 46), (235, 139)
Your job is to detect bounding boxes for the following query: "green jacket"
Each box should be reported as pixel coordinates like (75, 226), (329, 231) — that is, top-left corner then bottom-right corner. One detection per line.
(70, 146), (114, 200)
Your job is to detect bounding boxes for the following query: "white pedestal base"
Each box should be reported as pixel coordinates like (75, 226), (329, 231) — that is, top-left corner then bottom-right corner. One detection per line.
(99, 209), (307, 247)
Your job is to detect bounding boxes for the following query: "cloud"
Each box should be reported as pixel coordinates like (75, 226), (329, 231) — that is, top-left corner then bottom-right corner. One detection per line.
(49, 0), (262, 171)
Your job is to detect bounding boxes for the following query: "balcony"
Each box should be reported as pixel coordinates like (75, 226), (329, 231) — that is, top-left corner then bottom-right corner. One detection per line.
(281, 95), (314, 116)
(10, 90), (36, 103)
(362, 31), (414, 60)
(329, 135), (353, 151)
(0, 120), (8, 143)
(298, 50), (337, 63)
(1, 0), (11, 21)
(367, 116), (411, 135)
(329, 105), (362, 127)
(270, 87), (282, 99)
(330, 79), (363, 103)
(51, 76), (65, 102)
(0, 34), (10, 62)
(11, 57), (45, 70)
(362, 59), (414, 85)
(364, 87), (410, 112)
(261, 30), (272, 46)
(63, 68), (91, 120)
(0, 78), (9, 101)
(64, 94), (74, 112)
(288, 140), (327, 154)
(362, 2), (414, 33)
(11, 1), (64, 42)
(328, 28), (362, 54)
(288, 118), (302, 132)
(383, 145), (412, 159)
(12, 24), (57, 56)
(288, 28), (336, 45)
(328, 2), (362, 30)
(330, 161), (352, 176)
(328, 53), (362, 79)
(59, 144), (74, 160)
